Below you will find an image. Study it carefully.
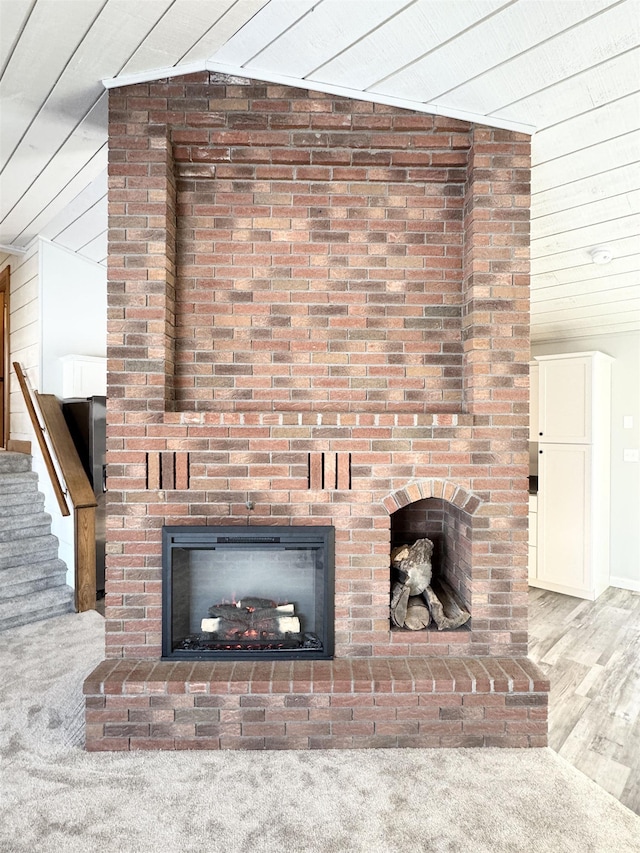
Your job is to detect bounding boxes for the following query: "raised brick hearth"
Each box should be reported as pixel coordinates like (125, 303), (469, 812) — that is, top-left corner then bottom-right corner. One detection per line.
(84, 72), (549, 750)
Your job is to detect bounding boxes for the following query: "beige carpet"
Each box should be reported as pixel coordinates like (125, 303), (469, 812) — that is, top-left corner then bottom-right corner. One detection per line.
(0, 611), (638, 853)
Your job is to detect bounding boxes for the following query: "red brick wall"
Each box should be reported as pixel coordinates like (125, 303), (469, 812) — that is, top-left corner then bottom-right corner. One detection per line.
(105, 73), (531, 663)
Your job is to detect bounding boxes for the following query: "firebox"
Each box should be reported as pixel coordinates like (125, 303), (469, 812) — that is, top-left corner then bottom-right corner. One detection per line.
(162, 526), (335, 660)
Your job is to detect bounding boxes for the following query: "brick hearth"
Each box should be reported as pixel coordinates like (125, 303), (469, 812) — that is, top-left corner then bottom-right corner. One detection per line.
(84, 72), (548, 750)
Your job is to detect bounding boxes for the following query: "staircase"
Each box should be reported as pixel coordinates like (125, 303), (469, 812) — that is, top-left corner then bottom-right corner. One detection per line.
(0, 451), (74, 631)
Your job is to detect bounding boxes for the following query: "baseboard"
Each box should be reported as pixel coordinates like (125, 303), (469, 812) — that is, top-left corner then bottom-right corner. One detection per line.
(609, 576), (640, 593)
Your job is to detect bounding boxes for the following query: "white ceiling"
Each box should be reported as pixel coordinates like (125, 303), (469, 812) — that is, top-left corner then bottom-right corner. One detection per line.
(0, 0), (638, 341)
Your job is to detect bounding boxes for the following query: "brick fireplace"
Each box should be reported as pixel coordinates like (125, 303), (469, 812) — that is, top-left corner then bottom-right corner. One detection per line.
(84, 72), (549, 750)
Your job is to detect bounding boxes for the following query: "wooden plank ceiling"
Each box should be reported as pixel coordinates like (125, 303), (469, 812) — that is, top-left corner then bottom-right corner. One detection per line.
(0, 0), (638, 341)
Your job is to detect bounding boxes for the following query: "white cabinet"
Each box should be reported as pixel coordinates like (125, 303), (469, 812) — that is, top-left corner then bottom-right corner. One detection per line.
(538, 354), (592, 443)
(529, 351), (613, 600)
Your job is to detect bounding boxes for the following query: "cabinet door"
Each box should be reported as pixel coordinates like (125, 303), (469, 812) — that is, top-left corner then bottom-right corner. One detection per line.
(538, 356), (591, 443)
(537, 444), (591, 593)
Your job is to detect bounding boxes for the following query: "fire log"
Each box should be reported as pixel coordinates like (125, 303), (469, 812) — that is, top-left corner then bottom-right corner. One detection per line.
(423, 579), (470, 630)
(201, 615), (300, 634)
(391, 538), (433, 594)
(404, 595), (431, 630)
(390, 581), (410, 628)
(202, 601), (300, 636)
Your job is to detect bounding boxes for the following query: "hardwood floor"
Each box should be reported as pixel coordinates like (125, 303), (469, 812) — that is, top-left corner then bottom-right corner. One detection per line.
(529, 586), (640, 815)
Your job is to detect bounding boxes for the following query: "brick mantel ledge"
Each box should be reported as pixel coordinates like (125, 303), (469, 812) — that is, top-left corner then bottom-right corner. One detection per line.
(84, 657), (549, 751)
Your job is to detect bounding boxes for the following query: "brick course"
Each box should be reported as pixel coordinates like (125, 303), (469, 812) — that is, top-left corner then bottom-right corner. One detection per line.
(88, 72), (545, 750)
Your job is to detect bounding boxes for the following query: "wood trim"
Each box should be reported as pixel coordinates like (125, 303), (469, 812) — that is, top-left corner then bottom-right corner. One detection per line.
(75, 506), (96, 612)
(0, 267), (10, 448)
(35, 394), (96, 509)
(13, 361), (70, 517)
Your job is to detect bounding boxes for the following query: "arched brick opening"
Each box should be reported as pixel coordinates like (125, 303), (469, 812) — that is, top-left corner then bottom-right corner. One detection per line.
(384, 480), (487, 630)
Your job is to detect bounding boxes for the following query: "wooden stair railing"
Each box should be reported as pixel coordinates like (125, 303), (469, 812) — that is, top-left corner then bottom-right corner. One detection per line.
(13, 362), (97, 611)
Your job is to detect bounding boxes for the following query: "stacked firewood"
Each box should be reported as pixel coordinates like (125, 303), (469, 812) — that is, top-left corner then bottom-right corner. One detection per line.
(390, 538), (470, 631)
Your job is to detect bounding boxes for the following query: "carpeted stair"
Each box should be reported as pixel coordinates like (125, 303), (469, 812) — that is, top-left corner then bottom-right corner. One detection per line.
(0, 450), (73, 631)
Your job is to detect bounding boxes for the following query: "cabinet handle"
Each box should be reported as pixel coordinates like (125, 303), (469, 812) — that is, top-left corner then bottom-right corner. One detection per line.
(539, 432), (543, 436)
(539, 449), (543, 454)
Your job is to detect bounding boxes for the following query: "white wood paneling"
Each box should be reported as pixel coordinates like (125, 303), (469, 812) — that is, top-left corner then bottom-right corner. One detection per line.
(212, 0), (318, 66)
(0, 0), (105, 167)
(532, 131), (640, 194)
(39, 170), (107, 243)
(531, 213), (640, 258)
(179, 0), (272, 62)
(532, 235), (640, 276)
(0, 0), (35, 76)
(305, 0), (508, 91)
(5, 241), (40, 441)
(532, 93), (640, 165)
(230, 0), (410, 78)
(77, 230), (108, 266)
(374, 0), (616, 103)
(437, 1), (635, 115)
(10, 147), (108, 248)
(532, 191), (640, 241)
(120, 0), (243, 73)
(531, 163), (640, 219)
(0, 102), (108, 247)
(497, 47), (640, 130)
(531, 255), (639, 290)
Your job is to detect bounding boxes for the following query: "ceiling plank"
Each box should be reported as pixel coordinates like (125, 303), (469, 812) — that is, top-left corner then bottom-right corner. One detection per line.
(0, 0), (106, 169)
(76, 231), (108, 265)
(531, 213), (640, 258)
(0, 112), (108, 250)
(0, 0), (177, 224)
(211, 0), (318, 66)
(0, 0), (34, 76)
(39, 171), (107, 244)
(230, 0), (410, 78)
(532, 317), (640, 341)
(531, 255), (640, 290)
(434, 1), (636, 116)
(532, 131), (640, 194)
(532, 273), (639, 307)
(52, 199), (106, 253)
(119, 0), (238, 74)
(532, 92), (640, 164)
(532, 283), (640, 313)
(498, 47), (640, 130)
(308, 0), (507, 91)
(531, 234), (640, 276)
(532, 298), (640, 323)
(531, 190), (640, 240)
(531, 162), (640, 219)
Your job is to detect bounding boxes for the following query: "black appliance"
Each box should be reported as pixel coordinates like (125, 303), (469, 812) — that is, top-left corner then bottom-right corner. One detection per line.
(62, 396), (107, 596)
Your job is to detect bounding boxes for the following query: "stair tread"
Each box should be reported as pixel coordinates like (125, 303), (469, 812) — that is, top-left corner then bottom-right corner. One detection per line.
(0, 453), (80, 633)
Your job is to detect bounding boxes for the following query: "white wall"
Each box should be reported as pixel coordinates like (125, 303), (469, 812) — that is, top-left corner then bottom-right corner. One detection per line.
(532, 331), (640, 590)
(40, 239), (107, 397)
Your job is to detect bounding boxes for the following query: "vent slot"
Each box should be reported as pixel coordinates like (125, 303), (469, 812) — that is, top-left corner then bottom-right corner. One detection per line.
(308, 452), (351, 490)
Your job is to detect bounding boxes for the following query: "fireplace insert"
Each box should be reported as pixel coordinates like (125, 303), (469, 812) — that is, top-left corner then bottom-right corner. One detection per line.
(162, 525), (335, 660)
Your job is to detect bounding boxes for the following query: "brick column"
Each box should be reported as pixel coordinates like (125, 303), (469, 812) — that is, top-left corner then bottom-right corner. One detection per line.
(462, 126), (532, 655)
(107, 88), (176, 414)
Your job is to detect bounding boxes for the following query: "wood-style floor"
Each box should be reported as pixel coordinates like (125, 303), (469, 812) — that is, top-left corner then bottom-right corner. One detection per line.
(529, 586), (640, 815)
